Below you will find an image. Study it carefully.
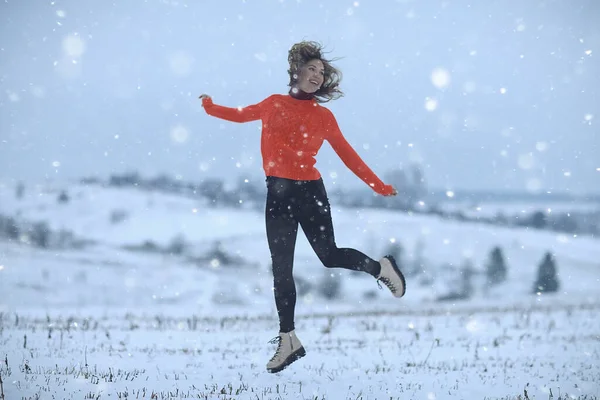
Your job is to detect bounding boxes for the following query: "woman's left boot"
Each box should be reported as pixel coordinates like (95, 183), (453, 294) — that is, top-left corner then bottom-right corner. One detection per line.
(266, 330), (306, 373)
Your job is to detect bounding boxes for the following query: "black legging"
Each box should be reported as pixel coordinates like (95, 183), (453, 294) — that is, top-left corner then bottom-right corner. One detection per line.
(265, 176), (381, 333)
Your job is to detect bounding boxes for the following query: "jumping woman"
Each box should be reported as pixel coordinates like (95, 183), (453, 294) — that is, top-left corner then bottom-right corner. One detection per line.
(199, 41), (406, 373)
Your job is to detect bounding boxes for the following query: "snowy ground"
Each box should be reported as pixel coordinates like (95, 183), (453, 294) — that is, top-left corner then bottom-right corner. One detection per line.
(1, 183), (599, 399)
(1, 298), (599, 400)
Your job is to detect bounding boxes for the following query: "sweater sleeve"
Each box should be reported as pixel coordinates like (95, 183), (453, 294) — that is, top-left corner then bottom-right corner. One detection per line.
(324, 109), (394, 196)
(202, 96), (268, 123)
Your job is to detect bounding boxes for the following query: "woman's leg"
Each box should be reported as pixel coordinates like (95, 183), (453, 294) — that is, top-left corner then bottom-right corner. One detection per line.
(297, 179), (381, 277)
(265, 177), (300, 333)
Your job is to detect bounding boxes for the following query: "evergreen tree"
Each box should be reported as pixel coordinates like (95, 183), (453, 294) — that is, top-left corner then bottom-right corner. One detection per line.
(30, 222), (50, 248)
(486, 246), (507, 286)
(57, 190), (70, 204)
(460, 258), (476, 298)
(533, 252), (560, 293)
(530, 210), (547, 229)
(5, 216), (20, 240)
(16, 181), (25, 200)
(319, 269), (342, 300)
(386, 241), (407, 276)
(411, 238), (425, 277)
(167, 234), (187, 255)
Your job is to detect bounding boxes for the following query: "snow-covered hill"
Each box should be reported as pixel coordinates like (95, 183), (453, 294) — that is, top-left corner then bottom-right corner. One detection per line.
(1, 181), (599, 312)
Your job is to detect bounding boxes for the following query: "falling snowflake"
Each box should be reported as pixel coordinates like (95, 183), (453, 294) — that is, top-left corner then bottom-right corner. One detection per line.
(169, 51), (194, 76)
(515, 19), (526, 32)
(424, 97), (438, 111)
(30, 86), (45, 98)
(463, 81), (477, 93)
(170, 125), (189, 143)
(535, 141), (548, 152)
(7, 91), (20, 102)
(254, 53), (267, 62)
(466, 319), (481, 332)
(62, 34), (85, 57)
(526, 178), (542, 192)
(431, 68), (451, 89)
(518, 153), (535, 170)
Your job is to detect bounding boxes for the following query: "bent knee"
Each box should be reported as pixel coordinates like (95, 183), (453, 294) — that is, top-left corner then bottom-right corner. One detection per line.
(318, 250), (341, 268)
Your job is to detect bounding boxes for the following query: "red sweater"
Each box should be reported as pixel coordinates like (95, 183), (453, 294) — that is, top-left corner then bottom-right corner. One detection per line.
(202, 94), (394, 195)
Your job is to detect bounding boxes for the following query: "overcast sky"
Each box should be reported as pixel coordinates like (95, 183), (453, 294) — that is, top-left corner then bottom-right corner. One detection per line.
(1, 0), (598, 194)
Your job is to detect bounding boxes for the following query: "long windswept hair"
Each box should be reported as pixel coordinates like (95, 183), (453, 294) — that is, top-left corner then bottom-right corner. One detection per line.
(287, 41), (344, 103)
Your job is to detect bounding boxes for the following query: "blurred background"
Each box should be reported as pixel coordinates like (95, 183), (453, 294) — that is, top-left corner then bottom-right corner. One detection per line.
(1, 0), (599, 314)
(1, 0), (599, 192)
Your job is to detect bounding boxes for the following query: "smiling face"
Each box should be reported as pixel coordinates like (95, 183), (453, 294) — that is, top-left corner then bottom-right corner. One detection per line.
(295, 59), (325, 94)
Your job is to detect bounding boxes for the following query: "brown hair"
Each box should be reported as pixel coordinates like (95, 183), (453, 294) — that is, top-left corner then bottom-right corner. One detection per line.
(287, 41), (343, 103)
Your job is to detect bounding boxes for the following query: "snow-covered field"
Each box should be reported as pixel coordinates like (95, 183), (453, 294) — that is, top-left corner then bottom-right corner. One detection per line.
(1, 182), (599, 399)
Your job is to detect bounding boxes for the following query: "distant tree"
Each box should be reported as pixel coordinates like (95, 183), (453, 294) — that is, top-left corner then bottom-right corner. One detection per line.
(206, 240), (233, 266)
(140, 240), (159, 252)
(494, 212), (509, 226)
(427, 205), (446, 218)
(199, 178), (225, 206)
(409, 163), (427, 202)
(552, 213), (578, 234)
(16, 181), (25, 200)
(453, 211), (467, 222)
(530, 210), (547, 229)
(236, 176), (263, 205)
(55, 229), (75, 249)
(80, 176), (101, 185)
(532, 252), (560, 294)
(319, 269), (342, 300)
(110, 209), (129, 225)
(411, 238), (426, 277)
(167, 234), (187, 255)
(4, 216), (20, 240)
(459, 258), (476, 298)
(294, 274), (313, 297)
(109, 171), (141, 187)
(386, 241), (407, 276)
(384, 168), (411, 210)
(436, 260), (474, 303)
(148, 174), (175, 192)
(486, 246), (507, 286)
(30, 222), (50, 248)
(57, 190), (70, 204)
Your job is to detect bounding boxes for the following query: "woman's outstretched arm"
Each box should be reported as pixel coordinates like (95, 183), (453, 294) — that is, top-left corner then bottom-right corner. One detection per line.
(200, 94), (267, 123)
(324, 109), (396, 196)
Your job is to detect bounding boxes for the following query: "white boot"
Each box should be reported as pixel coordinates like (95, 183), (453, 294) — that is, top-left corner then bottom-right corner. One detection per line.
(266, 330), (306, 373)
(377, 255), (406, 298)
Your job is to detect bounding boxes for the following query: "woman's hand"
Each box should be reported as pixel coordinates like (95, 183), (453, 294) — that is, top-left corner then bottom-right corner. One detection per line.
(383, 185), (398, 196)
(199, 94), (211, 106)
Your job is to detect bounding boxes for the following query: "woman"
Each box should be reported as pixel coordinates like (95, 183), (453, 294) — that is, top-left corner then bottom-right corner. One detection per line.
(199, 41), (406, 373)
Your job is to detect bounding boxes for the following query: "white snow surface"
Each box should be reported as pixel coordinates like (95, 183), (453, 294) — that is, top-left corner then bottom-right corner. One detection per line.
(1, 183), (599, 399)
